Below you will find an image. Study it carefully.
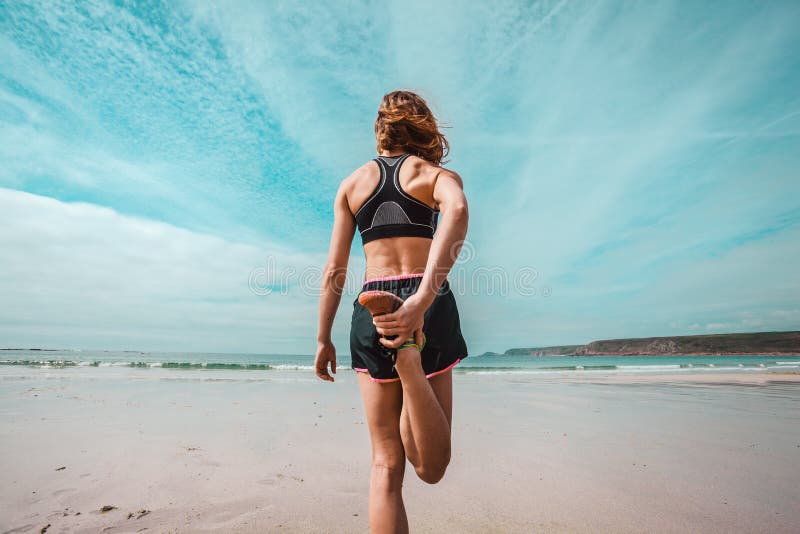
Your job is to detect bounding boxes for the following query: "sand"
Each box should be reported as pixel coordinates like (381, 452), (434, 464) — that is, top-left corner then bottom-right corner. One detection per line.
(1, 367), (798, 533)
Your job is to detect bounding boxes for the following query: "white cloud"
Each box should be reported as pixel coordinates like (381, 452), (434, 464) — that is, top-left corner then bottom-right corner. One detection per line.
(0, 188), (360, 353)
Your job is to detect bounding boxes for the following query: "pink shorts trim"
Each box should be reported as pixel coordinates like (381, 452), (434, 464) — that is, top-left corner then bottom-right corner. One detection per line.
(363, 272), (425, 285)
(353, 367), (401, 383)
(426, 358), (462, 378)
(353, 358), (463, 383)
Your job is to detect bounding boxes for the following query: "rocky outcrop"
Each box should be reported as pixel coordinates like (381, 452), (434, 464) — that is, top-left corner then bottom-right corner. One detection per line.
(501, 331), (800, 356)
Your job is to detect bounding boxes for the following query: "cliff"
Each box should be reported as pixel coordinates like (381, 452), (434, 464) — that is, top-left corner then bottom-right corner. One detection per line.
(502, 331), (800, 356)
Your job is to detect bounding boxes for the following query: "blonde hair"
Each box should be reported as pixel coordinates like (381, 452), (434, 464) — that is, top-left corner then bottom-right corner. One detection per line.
(374, 90), (450, 166)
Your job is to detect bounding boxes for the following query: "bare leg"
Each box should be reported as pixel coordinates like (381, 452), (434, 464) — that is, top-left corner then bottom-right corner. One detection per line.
(394, 344), (453, 484)
(356, 292), (454, 485)
(356, 371), (409, 533)
(400, 367), (453, 471)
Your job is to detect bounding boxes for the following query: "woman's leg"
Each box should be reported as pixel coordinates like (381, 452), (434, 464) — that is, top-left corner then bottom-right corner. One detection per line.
(394, 346), (453, 484)
(356, 371), (409, 534)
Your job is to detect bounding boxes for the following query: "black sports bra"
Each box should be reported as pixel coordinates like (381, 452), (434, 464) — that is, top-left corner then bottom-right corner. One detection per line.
(354, 153), (439, 244)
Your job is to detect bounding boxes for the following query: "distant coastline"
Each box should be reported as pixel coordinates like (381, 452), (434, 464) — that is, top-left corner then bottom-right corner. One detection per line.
(496, 331), (800, 357)
(4, 331), (800, 358)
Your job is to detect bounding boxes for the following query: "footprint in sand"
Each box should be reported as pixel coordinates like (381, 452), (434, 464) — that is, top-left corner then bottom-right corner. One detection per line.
(259, 473), (299, 486)
(46, 507), (78, 520)
(2, 523), (35, 534)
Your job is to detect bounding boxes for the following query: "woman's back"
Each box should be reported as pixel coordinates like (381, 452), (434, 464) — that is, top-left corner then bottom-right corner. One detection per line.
(343, 153), (459, 280)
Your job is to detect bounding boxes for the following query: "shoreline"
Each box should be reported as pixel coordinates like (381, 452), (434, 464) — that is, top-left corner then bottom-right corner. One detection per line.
(561, 370), (800, 385)
(2, 369), (799, 533)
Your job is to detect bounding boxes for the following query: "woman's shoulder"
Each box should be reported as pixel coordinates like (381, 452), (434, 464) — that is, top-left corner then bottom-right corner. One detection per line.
(403, 154), (461, 182)
(435, 166), (463, 187)
(336, 159), (381, 205)
(404, 155), (462, 188)
(341, 159), (379, 187)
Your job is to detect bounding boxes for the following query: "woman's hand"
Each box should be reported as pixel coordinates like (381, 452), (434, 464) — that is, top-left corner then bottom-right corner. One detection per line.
(314, 340), (337, 382)
(373, 293), (429, 349)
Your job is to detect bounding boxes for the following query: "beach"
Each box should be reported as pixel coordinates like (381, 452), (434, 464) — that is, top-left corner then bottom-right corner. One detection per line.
(1, 366), (799, 533)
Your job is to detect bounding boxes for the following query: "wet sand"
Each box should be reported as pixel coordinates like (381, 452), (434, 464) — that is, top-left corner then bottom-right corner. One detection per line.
(1, 367), (798, 533)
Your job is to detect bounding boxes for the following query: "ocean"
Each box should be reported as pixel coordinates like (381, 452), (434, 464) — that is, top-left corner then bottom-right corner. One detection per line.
(1, 349), (798, 380)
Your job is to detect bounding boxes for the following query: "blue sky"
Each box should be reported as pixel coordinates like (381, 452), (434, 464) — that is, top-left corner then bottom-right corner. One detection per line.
(1, 0), (798, 354)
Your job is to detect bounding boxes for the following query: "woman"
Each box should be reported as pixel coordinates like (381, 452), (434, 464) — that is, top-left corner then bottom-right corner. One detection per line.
(314, 90), (469, 533)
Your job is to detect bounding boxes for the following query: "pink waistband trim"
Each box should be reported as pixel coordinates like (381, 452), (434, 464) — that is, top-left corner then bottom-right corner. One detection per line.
(363, 273), (425, 285)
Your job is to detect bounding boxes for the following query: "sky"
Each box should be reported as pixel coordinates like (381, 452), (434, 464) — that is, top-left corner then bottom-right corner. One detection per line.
(1, 0), (799, 355)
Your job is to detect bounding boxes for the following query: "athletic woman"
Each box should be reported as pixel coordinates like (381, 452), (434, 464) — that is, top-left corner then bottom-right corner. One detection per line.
(314, 90), (469, 533)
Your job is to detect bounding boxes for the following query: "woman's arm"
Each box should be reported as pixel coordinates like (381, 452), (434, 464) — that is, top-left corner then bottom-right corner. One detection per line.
(373, 169), (469, 348)
(314, 180), (356, 382)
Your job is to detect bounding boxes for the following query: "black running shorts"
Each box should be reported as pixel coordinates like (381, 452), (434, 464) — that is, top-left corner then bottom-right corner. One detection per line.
(350, 273), (468, 383)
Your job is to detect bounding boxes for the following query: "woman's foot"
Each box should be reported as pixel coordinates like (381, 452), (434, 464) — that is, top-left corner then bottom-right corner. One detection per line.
(358, 290), (405, 317)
